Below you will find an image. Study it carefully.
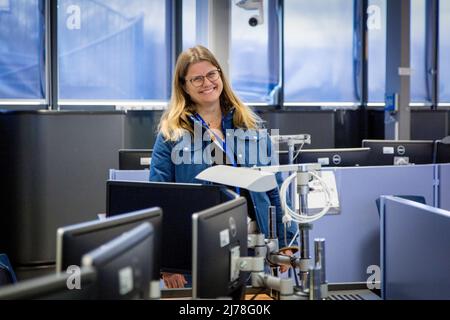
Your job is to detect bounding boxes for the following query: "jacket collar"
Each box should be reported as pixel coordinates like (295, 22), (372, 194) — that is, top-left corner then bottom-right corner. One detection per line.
(221, 107), (235, 129)
(188, 107), (235, 129)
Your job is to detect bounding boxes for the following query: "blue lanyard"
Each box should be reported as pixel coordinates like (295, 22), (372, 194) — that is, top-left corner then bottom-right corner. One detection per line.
(193, 113), (240, 194)
(193, 113), (237, 166)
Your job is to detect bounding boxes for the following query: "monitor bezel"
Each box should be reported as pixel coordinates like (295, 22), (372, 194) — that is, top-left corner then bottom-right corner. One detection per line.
(0, 266), (97, 300)
(362, 139), (434, 166)
(81, 222), (154, 300)
(192, 196), (248, 299)
(106, 180), (236, 273)
(56, 207), (162, 276)
(118, 149), (153, 170)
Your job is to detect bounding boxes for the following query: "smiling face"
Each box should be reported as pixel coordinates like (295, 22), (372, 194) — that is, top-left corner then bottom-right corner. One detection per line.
(184, 61), (223, 110)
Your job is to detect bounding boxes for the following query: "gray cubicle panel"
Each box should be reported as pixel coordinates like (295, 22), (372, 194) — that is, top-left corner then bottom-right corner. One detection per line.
(257, 110), (335, 149)
(0, 111), (125, 266)
(438, 164), (450, 211)
(124, 110), (163, 149)
(109, 169), (150, 181)
(307, 165), (435, 283)
(380, 196), (450, 300)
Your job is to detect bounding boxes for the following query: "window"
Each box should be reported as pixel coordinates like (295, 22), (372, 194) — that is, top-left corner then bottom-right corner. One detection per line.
(57, 0), (170, 101)
(182, 0), (197, 50)
(230, 0), (275, 104)
(182, 0), (208, 50)
(284, 0), (356, 103)
(0, 0), (45, 100)
(367, 0), (386, 103)
(368, 0), (429, 104)
(0, 0), (10, 11)
(439, 0), (450, 103)
(410, 0), (428, 103)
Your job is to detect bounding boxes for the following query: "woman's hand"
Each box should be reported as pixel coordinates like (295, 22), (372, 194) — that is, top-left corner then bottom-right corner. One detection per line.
(161, 272), (187, 288)
(279, 249), (294, 273)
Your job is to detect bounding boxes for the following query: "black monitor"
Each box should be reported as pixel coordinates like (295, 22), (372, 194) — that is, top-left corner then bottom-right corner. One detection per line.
(362, 139), (434, 166)
(56, 207), (162, 284)
(434, 141), (450, 163)
(106, 180), (236, 273)
(293, 147), (371, 167)
(0, 267), (97, 300)
(192, 197), (248, 300)
(119, 149), (152, 170)
(276, 150), (290, 165)
(82, 222), (154, 300)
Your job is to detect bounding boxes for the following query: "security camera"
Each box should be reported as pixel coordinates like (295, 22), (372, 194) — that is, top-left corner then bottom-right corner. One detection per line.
(234, 0), (264, 27)
(248, 15), (262, 27)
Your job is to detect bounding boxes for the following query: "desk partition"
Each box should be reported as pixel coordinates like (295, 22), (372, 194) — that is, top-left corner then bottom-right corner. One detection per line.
(109, 169), (149, 182)
(308, 165), (434, 283)
(109, 164), (447, 284)
(0, 111), (124, 266)
(380, 196), (450, 299)
(437, 164), (450, 210)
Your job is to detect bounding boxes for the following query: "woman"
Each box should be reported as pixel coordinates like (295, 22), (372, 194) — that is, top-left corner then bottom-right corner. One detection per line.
(150, 45), (295, 288)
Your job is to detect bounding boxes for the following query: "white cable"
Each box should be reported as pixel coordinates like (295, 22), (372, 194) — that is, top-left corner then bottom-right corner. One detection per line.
(291, 142), (305, 161)
(280, 172), (297, 224)
(280, 170), (332, 224)
(288, 228), (299, 247)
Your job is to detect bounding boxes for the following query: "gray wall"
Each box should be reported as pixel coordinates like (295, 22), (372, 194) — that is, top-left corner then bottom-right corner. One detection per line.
(411, 109), (449, 140)
(124, 109), (450, 150)
(124, 110), (163, 149)
(257, 110), (335, 149)
(0, 111), (124, 266)
(369, 109), (450, 142)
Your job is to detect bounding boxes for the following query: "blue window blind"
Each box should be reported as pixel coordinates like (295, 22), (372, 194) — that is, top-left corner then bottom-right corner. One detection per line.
(367, 0), (386, 103)
(230, 0), (275, 104)
(57, 0), (170, 101)
(440, 0), (450, 103)
(182, 0), (197, 50)
(182, 0), (208, 51)
(368, 0), (429, 104)
(411, 0), (428, 103)
(284, 0), (356, 103)
(0, 0), (45, 99)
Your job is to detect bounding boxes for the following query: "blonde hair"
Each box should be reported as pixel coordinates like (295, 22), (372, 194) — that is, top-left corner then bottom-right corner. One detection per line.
(159, 45), (261, 141)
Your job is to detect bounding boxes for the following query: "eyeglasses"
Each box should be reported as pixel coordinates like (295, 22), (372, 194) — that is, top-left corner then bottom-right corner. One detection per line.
(186, 69), (221, 88)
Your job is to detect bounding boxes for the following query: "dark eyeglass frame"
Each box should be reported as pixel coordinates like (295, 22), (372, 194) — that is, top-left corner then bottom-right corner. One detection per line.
(186, 69), (221, 87)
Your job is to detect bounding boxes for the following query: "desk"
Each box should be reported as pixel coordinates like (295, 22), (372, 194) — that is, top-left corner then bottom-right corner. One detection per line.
(161, 284), (382, 300)
(245, 284), (381, 300)
(245, 293), (274, 300)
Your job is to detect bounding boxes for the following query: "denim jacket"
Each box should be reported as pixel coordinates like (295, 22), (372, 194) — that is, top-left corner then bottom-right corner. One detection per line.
(149, 108), (295, 247)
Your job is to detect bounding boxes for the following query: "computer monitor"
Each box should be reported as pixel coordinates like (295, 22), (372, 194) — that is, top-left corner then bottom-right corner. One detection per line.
(56, 207), (162, 284)
(293, 147), (371, 167)
(434, 141), (450, 163)
(362, 139), (434, 166)
(0, 267), (97, 300)
(106, 181), (236, 273)
(192, 197), (248, 300)
(119, 149), (152, 170)
(82, 222), (154, 300)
